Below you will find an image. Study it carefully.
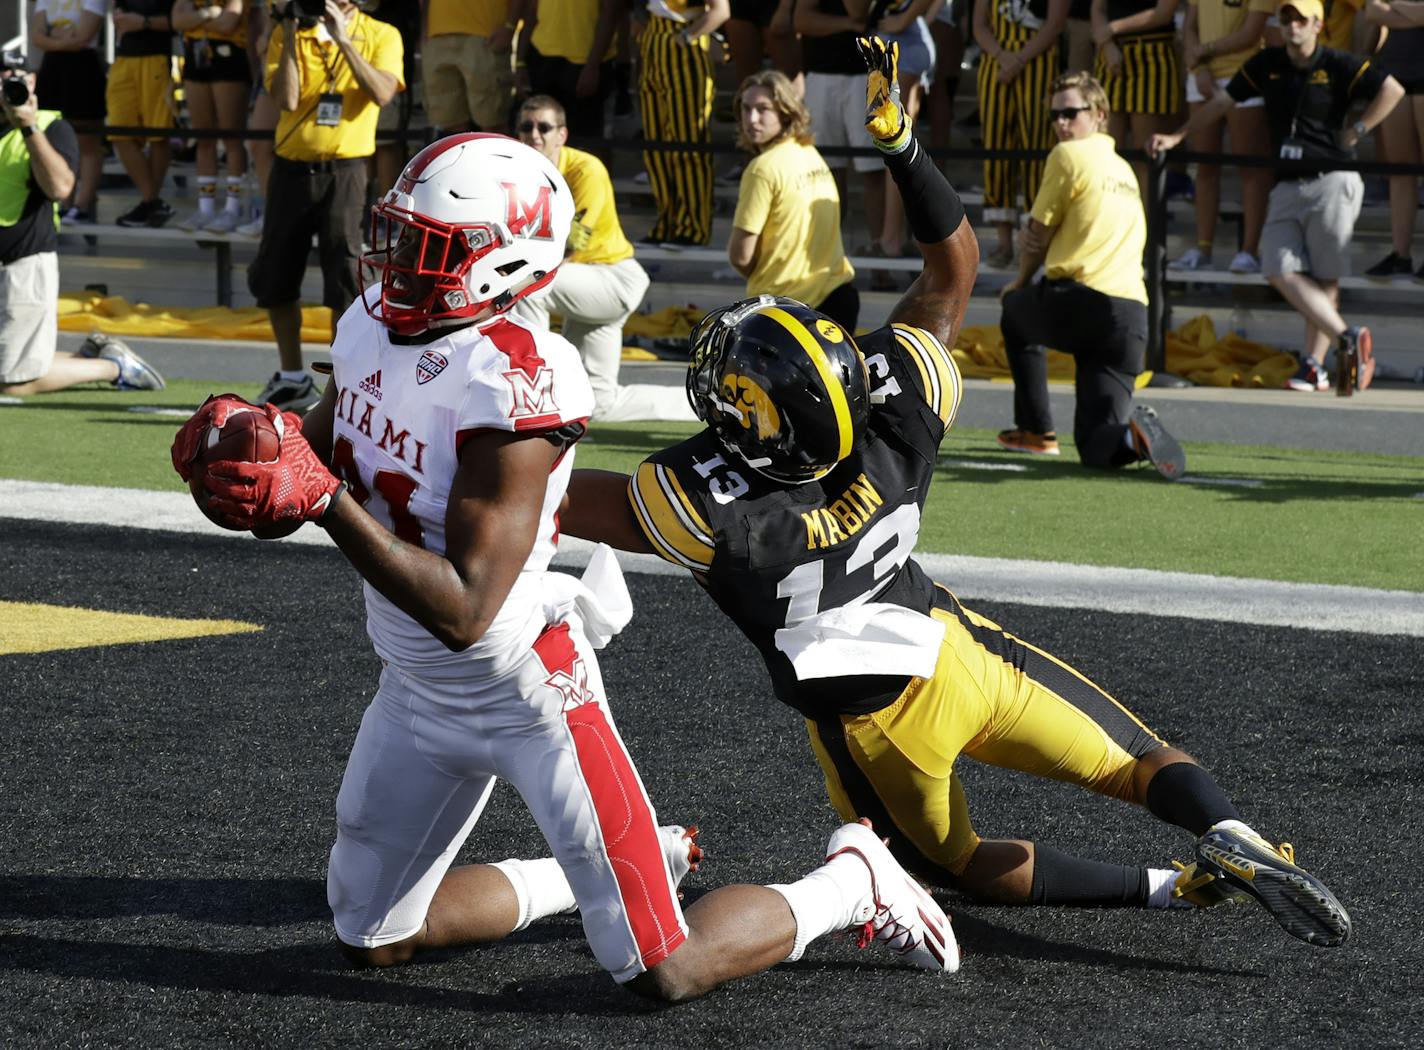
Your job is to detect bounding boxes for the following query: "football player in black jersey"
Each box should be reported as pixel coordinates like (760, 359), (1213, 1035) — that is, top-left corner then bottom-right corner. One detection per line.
(562, 36), (1352, 950)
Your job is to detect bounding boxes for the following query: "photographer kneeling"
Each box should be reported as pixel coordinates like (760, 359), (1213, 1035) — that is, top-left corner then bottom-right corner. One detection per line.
(0, 54), (164, 397)
(247, 0), (402, 413)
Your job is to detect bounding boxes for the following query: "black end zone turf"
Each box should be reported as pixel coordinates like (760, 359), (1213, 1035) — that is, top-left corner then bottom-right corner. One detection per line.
(2, 520), (1420, 1047)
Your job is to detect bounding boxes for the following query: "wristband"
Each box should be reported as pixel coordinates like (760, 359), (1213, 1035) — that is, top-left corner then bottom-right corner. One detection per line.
(20, 125), (34, 138)
(318, 479), (348, 526)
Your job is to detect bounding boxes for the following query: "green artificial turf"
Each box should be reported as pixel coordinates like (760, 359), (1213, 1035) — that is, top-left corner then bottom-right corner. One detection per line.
(3, 380), (1421, 591)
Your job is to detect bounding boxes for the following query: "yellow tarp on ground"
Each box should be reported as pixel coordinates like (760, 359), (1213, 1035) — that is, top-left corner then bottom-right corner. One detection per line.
(58, 293), (1298, 388)
(59, 293), (335, 343)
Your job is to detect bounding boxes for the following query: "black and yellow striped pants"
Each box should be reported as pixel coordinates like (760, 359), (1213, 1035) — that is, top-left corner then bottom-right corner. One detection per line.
(638, 15), (716, 244)
(1094, 31), (1181, 116)
(806, 586), (1167, 886)
(975, 17), (1058, 222)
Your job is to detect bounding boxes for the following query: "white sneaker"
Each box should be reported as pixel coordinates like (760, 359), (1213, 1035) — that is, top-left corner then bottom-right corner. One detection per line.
(659, 824), (702, 892)
(202, 210), (243, 234)
(175, 208), (213, 232)
(825, 820), (959, 973)
(1170, 247), (1212, 271)
(235, 216), (265, 237)
(1227, 250), (1261, 274)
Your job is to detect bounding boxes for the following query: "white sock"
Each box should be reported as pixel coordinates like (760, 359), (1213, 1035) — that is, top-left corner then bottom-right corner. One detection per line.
(224, 177), (243, 214)
(1123, 426), (1138, 452)
(1146, 867), (1185, 909)
(196, 176), (217, 216)
(279, 369), (308, 383)
(489, 858), (577, 933)
(766, 853), (872, 962)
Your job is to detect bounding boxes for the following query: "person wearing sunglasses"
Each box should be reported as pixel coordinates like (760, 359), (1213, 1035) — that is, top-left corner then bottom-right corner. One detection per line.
(1148, 0), (1404, 395)
(512, 94), (694, 421)
(998, 70), (1186, 479)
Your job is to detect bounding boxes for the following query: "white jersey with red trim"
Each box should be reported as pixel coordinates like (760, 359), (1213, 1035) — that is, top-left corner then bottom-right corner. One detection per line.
(329, 295), (595, 673)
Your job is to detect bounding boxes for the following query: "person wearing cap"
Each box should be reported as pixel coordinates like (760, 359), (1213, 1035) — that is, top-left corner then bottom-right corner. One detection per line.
(1148, 0), (1404, 395)
(0, 57), (165, 397)
(511, 94), (694, 422)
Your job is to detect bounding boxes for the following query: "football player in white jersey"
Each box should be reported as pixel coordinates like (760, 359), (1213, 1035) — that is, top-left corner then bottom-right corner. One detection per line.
(172, 133), (960, 998)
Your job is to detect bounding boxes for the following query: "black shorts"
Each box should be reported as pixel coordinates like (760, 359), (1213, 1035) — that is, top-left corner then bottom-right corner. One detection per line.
(36, 49), (106, 122)
(246, 155), (367, 311)
(182, 36), (252, 84)
(729, 0), (775, 26)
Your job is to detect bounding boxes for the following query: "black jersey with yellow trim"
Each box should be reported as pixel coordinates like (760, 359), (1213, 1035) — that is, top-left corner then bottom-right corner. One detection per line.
(629, 322), (963, 718)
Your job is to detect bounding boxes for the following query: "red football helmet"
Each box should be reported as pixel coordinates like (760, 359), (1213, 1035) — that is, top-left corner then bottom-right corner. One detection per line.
(360, 133), (574, 336)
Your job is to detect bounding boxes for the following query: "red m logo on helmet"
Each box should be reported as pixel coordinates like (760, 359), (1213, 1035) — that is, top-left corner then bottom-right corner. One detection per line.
(502, 182), (555, 240)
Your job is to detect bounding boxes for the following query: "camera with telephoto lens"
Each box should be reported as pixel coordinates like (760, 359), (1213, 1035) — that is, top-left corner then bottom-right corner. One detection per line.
(275, 0), (326, 27)
(1, 52), (30, 108)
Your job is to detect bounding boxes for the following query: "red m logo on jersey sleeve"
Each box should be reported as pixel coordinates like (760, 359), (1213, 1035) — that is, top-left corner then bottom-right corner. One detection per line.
(502, 182), (555, 240)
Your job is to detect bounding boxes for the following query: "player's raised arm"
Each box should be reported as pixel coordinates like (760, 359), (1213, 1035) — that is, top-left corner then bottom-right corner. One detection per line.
(857, 35), (978, 348)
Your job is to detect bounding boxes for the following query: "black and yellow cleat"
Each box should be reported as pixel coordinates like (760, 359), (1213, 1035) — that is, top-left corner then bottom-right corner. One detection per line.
(1192, 824), (1353, 947)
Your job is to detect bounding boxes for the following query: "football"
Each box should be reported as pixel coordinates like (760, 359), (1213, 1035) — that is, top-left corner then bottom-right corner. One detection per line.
(188, 406), (301, 538)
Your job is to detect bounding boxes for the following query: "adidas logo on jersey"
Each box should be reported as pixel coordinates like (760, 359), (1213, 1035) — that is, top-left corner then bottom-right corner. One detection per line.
(359, 370), (383, 401)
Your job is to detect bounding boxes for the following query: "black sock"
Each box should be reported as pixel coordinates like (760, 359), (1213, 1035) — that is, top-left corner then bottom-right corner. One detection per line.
(1029, 842), (1150, 907)
(1144, 760), (1242, 837)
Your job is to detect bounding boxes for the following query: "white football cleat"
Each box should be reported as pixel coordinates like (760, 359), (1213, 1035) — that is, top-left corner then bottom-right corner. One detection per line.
(660, 824), (702, 894)
(826, 819), (959, 973)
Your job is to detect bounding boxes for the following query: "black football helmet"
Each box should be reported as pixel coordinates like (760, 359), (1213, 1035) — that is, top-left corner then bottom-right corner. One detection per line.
(686, 295), (870, 485)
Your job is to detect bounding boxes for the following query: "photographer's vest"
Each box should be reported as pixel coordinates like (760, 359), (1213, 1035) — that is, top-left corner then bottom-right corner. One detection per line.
(0, 110), (62, 229)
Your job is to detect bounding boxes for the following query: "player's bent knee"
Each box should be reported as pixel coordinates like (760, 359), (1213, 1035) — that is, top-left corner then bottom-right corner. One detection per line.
(338, 934), (420, 969)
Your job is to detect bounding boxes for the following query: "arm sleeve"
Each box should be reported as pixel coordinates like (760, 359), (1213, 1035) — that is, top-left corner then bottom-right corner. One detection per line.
(1029, 146), (1073, 229)
(731, 162), (773, 236)
(1226, 52), (1264, 102)
(457, 319), (596, 433)
(1345, 54), (1388, 103)
(628, 459), (715, 571)
(42, 119), (81, 178)
(889, 323), (963, 430)
(370, 19), (406, 89)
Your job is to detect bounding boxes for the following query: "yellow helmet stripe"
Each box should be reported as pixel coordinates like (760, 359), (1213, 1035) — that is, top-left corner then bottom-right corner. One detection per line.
(760, 306), (853, 462)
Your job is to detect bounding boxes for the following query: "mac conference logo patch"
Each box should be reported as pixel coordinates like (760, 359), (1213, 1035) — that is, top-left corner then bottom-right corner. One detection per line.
(416, 350), (448, 385)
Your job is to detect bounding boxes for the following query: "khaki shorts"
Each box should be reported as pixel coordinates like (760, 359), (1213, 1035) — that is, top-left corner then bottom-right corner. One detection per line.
(0, 252), (58, 386)
(1262, 171), (1363, 281)
(421, 33), (512, 131)
(106, 54), (176, 141)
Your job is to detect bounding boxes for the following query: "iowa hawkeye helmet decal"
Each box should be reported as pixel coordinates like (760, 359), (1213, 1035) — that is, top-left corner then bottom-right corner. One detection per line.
(687, 296), (871, 485)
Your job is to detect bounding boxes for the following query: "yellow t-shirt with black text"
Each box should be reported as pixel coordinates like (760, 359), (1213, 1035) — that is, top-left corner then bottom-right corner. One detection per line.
(1031, 133), (1146, 304)
(530, 0), (615, 62)
(732, 138), (854, 308)
(265, 12), (404, 162)
(557, 145), (634, 266)
(429, 0), (507, 39)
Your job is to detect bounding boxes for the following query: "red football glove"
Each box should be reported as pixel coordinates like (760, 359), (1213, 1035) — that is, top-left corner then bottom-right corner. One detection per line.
(203, 404), (343, 527)
(170, 392), (259, 482)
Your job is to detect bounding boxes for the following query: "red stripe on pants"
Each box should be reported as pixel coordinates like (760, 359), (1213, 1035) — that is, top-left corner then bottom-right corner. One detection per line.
(533, 623), (686, 970)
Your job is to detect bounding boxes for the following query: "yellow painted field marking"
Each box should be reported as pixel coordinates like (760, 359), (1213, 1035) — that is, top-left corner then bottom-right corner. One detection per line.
(0, 601), (262, 655)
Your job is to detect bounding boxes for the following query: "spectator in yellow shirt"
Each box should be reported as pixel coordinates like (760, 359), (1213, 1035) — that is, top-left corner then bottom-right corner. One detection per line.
(997, 71), (1185, 479)
(728, 70), (859, 331)
(245, 0), (402, 413)
(513, 95), (694, 421)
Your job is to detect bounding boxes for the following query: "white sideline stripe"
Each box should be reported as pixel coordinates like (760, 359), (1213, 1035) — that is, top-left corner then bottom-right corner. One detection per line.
(3, 479), (1421, 638)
